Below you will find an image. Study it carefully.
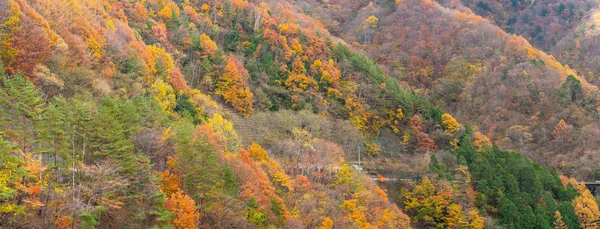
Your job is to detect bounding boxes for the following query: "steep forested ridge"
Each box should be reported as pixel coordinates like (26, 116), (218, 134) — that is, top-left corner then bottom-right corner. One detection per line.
(437, 0), (598, 51)
(293, 0), (600, 181)
(1, 0), (600, 228)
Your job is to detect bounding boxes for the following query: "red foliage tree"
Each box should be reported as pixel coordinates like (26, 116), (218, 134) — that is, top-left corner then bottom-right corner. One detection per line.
(10, 17), (51, 78)
(417, 132), (437, 152)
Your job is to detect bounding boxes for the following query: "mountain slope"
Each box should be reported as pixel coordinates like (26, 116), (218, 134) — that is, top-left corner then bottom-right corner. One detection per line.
(1, 0), (599, 228)
(436, 0), (598, 51)
(0, 0), (414, 227)
(294, 0), (600, 180)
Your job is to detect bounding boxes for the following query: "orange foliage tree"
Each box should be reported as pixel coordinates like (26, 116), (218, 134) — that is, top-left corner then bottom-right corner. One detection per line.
(295, 175), (312, 190)
(553, 119), (570, 140)
(165, 190), (201, 229)
(472, 131), (492, 152)
(199, 33), (217, 57)
(248, 142), (269, 162)
(215, 55), (254, 117)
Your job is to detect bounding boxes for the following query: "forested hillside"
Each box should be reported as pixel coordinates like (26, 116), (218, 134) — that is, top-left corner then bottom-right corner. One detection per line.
(2, 0), (600, 228)
(437, 0), (597, 51)
(293, 0), (600, 181)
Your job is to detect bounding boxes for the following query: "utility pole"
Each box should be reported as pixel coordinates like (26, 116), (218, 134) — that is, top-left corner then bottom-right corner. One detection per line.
(358, 145), (361, 166)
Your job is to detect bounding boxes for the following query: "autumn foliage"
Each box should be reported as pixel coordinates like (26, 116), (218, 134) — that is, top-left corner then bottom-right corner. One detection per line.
(215, 55), (253, 117)
(165, 190), (200, 229)
(3, 0), (597, 228)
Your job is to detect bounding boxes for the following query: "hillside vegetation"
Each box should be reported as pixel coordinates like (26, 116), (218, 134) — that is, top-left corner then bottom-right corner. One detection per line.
(2, 0), (600, 228)
(294, 0), (600, 180)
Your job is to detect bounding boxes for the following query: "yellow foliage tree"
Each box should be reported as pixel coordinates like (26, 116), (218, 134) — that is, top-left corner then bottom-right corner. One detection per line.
(443, 203), (465, 228)
(441, 113), (459, 134)
(290, 38), (303, 54)
(332, 159), (354, 187)
(345, 97), (368, 131)
(207, 113), (240, 152)
(342, 199), (372, 229)
(404, 177), (465, 227)
(317, 59), (341, 88)
(0, 0), (21, 70)
(200, 4), (210, 14)
(285, 73), (318, 94)
(150, 79), (177, 115)
(387, 108), (404, 133)
(248, 142), (269, 162)
(86, 35), (104, 59)
(158, 2), (180, 20)
(573, 183), (600, 229)
(0, 139), (24, 215)
(285, 63), (318, 108)
(148, 45), (175, 77)
(553, 211), (568, 229)
(467, 210), (485, 229)
(365, 15), (379, 28)
(188, 89), (219, 117)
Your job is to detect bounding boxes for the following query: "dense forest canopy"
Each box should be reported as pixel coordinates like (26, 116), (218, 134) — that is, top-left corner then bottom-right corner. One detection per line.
(2, 0), (600, 228)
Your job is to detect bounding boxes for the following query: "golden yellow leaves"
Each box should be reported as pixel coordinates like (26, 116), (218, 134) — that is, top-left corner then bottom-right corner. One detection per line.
(366, 15), (379, 29)
(150, 80), (176, 114)
(158, 2), (180, 20)
(441, 113), (459, 134)
(248, 142), (269, 162)
(199, 33), (217, 56)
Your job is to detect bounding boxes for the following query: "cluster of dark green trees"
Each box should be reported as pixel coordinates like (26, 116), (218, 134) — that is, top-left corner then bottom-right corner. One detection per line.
(451, 129), (584, 229)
